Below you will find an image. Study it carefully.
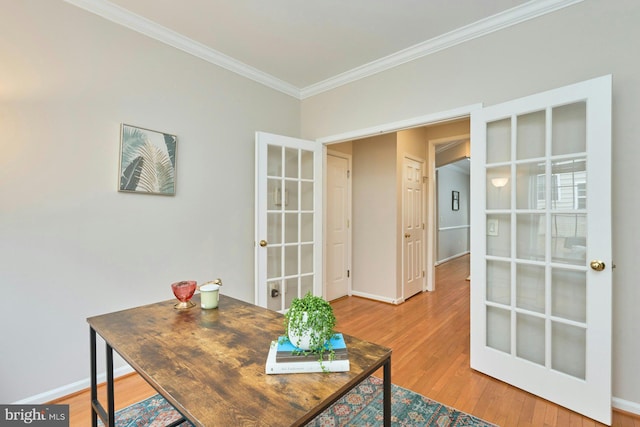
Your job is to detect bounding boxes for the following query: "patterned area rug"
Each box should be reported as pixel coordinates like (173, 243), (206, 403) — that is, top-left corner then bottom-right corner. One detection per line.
(107, 376), (496, 426)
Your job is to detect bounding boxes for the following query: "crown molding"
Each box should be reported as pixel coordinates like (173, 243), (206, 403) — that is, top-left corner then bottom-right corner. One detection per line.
(65, 0), (582, 100)
(64, 0), (301, 98)
(299, 0), (583, 99)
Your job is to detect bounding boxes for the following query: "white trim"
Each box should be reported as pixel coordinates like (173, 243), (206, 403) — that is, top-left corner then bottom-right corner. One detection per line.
(63, 0), (300, 98)
(439, 224), (470, 231)
(435, 251), (471, 266)
(318, 105), (481, 145)
(612, 397), (640, 417)
(64, 0), (582, 100)
(299, 0), (583, 98)
(13, 365), (134, 404)
(350, 290), (403, 305)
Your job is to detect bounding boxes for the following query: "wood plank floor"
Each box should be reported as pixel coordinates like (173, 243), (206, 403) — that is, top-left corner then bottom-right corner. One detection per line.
(54, 254), (638, 426)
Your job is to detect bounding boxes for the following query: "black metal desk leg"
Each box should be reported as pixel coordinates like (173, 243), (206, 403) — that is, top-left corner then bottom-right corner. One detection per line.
(90, 328), (97, 427)
(383, 357), (391, 427)
(106, 343), (115, 427)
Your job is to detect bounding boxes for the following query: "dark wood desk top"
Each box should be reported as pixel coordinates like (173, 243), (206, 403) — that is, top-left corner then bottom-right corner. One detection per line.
(88, 294), (391, 427)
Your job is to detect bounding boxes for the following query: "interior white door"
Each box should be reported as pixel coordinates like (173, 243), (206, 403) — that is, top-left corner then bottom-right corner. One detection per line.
(403, 157), (425, 299)
(255, 132), (323, 311)
(470, 76), (612, 424)
(326, 154), (350, 301)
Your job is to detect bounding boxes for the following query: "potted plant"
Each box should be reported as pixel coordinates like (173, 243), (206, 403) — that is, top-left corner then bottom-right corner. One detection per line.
(284, 291), (337, 362)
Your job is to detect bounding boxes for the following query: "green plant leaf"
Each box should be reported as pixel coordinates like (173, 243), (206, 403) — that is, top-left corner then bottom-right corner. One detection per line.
(120, 156), (144, 191)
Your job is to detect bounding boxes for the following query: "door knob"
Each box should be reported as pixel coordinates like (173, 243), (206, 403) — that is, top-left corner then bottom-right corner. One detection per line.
(590, 260), (605, 271)
(404, 233), (411, 238)
(259, 240), (268, 247)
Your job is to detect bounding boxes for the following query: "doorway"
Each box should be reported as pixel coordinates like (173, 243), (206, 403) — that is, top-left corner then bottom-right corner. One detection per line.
(320, 106), (479, 302)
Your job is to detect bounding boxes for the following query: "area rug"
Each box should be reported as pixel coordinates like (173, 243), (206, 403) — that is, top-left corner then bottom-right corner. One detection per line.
(106, 376), (496, 426)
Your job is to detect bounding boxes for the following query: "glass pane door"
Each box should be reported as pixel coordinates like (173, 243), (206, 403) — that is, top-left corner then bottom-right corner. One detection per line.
(470, 75), (612, 424)
(256, 132), (322, 312)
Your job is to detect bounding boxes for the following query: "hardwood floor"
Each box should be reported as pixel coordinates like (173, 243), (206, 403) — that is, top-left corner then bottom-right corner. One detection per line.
(54, 254), (638, 426)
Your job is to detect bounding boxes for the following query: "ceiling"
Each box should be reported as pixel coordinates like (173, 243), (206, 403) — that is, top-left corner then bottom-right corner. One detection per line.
(66, 0), (580, 98)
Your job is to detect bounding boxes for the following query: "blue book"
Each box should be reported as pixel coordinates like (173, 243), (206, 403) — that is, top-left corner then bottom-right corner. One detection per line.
(276, 333), (348, 362)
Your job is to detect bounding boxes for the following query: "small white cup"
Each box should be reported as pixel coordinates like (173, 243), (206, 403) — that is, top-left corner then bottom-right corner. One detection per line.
(200, 284), (220, 309)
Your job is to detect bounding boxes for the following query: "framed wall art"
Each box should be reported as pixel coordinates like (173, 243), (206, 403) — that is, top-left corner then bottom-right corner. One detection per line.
(118, 124), (177, 195)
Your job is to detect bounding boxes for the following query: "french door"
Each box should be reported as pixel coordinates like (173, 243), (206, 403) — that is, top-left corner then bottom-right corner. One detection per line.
(255, 132), (323, 312)
(470, 75), (612, 424)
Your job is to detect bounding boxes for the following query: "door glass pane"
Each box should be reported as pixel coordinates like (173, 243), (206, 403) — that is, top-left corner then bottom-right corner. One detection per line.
(285, 147), (298, 178)
(267, 213), (282, 244)
(552, 268), (586, 322)
(516, 213), (545, 261)
(487, 260), (510, 305)
(552, 102), (586, 156)
(301, 213), (313, 242)
(487, 118), (511, 164)
(487, 166), (511, 209)
(267, 145), (282, 177)
(266, 280), (282, 312)
(267, 247), (281, 279)
(301, 181), (313, 210)
(487, 306), (510, 354)
(517, 110), (545, 160)
(551, 213), (586, 265)
(487, 214), (510, 257)
(284, 245), (298, 276)
(517, 313), (545, 365)
(552, 322), (586, 379)
(551, 158), (587, 211)
(285, 180), (298, 211)
(300, 244), (313, 274)
(284, 213), (298, 243)
(267, 179), (282, 210)
(301, 149), (313, 180)
(516, 264), (545, 313)
(301, 275), (313, 296)
(516, 162), (545, 210)
(285, 278), (298, 308)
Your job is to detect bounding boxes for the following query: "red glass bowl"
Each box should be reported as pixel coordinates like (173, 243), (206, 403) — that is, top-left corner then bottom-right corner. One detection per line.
(171, 280), (197, 309)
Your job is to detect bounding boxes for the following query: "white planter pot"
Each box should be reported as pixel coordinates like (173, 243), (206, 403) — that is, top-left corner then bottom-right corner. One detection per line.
(287, 312), (320, 350)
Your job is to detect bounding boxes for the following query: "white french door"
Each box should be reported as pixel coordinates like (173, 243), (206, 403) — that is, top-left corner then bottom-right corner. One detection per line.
(470, 75), (612, 424)
(255, 132), (323, 311)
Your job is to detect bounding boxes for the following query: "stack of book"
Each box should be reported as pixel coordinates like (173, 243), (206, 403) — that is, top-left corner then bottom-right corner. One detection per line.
(265, 333), (350, 374)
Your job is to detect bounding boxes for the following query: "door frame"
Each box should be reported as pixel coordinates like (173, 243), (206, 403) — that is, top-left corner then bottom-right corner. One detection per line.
(324, 149), (353, 300)
(427, 134), (471, 291)
(318, 104), (482, 294)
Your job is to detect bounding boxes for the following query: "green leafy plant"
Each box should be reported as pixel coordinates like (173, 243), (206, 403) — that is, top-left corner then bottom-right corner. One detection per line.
(283, 292), (337, 367)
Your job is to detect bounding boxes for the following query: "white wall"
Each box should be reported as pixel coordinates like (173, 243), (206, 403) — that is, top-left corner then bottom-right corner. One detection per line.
(301, 0), (640, 410)
(0, 1), (299, 403)
(436, 165), (470, 262)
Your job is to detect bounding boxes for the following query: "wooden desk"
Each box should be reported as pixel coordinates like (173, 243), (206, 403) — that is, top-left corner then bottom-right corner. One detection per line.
(88, 294), (392, 427)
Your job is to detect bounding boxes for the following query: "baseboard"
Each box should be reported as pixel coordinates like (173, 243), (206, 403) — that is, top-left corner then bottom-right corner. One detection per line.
(350, 290), (403, 305)
(435, 251), (470, 266)
(613, 396), (640, 417)
(13, 365), (134, 404)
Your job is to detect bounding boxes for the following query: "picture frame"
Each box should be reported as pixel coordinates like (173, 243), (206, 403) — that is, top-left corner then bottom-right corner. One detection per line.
(452, 190), (460, 211)
(118, 124), (177, 196)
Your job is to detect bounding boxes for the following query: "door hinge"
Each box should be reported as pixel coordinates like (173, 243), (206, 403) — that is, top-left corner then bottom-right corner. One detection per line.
(422, 270), (425, 278)
(422, 176), (427, 183)
(347, 170), (351, 179)
(422, 223), (425, 230)
(347, 270), (350, 278)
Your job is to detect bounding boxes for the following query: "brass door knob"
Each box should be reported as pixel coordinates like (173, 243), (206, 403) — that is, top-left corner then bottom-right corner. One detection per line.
(590, 260), (605, 271)
(259, 240), (268, 247)
(404, 233), (411, 238)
